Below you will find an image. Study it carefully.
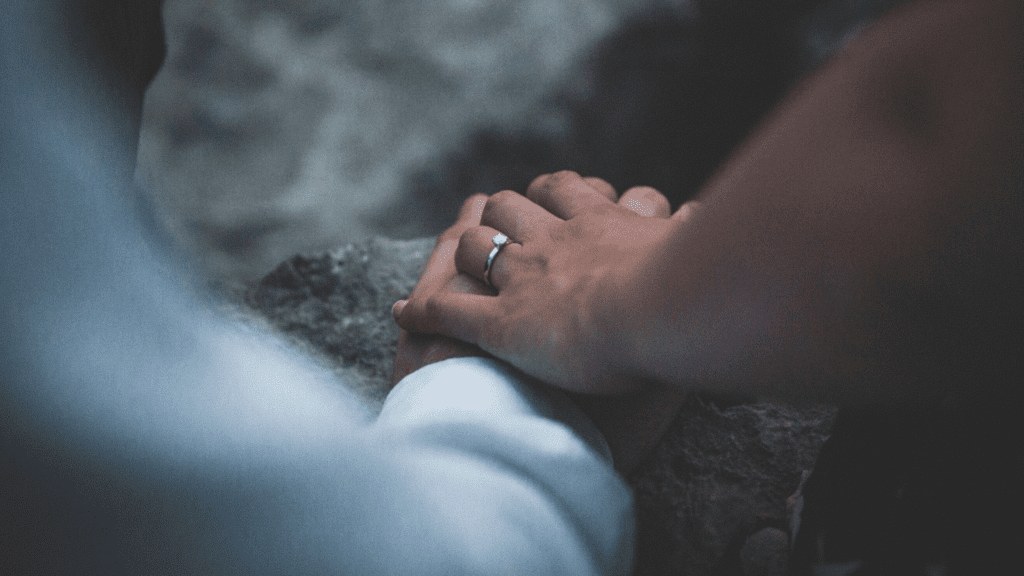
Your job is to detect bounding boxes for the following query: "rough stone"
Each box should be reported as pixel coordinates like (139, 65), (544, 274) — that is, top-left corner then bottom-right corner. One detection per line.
(630, 397), (834, 576)
(740, 528), (789, 576)
(240, 237), (433, 409)
(234, 235), (837, 576)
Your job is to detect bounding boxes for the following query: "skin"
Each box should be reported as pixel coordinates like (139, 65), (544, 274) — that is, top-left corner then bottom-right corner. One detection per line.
(394, 0), (1023, 468)
(392, 178), (699, 473)
(391, 177), (695, 386)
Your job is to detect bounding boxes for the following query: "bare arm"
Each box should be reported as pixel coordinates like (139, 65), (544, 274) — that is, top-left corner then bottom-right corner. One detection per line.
(396, 0), (1021, 409)
(617, 0), (1023, 404)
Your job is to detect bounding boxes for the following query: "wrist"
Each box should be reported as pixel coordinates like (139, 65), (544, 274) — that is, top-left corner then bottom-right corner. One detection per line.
(590, 247), (663, 389)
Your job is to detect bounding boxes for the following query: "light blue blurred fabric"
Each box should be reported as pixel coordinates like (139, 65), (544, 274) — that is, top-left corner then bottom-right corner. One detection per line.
(0, 2), (633, 573)
(379, 357), (634, 576)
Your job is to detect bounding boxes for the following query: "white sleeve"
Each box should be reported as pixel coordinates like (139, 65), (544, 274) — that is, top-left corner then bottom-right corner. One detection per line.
(373, 357), (635, 576)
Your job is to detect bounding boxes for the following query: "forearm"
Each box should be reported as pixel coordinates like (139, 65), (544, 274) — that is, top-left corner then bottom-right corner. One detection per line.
(619, 0), (1023, 404)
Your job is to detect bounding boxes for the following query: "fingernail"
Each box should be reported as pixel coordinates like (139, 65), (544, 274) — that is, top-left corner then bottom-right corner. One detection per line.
(392, 299), (407, 322)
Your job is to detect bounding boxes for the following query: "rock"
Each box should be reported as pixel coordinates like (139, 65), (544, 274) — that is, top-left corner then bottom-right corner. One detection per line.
(243, 237), (433, 409)
(630, 397), (834, 576)
(740, 528), (789, 576)
(237, 235), (837, 576)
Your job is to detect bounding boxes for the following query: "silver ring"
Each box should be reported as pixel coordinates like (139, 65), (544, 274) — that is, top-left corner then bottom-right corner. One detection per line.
(483, 233), (509, 287)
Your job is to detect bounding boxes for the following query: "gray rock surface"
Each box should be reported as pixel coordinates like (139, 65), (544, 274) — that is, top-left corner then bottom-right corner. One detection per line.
(241, 237), (433, 409)
(235, 235), (836, 576)
(632, 400), (834, 576)
(740, 528), (790, 576)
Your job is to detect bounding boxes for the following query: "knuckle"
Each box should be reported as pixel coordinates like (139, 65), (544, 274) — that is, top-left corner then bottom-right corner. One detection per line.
(396, 300), (422, 331)
(458, 194), (488, 220)
(411, 298), (439, 332)
(490, 189), (518, 205)
(483, 189), (517, 220)
(528, 170), (581, 202)
(626, 185), (661, 200)
(526, 173), (551, 193)
(621, 186), (670, 216)
(458, 226), (479, 245)
(550, 170), (580, 182)
(547, 170), (582, 192)
(526, 173), (558, 200)
(422, 298), (446, 327)
(673, 200), (700, 221)
(454, 231), (481, 273)
(583, 177), (616, 200)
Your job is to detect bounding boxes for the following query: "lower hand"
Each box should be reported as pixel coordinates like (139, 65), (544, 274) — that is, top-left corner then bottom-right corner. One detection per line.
(390, 196), (494, 386)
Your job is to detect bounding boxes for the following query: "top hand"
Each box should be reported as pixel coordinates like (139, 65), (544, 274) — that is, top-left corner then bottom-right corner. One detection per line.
(394, 172), (697, 472)
(395, 171), (694, 395)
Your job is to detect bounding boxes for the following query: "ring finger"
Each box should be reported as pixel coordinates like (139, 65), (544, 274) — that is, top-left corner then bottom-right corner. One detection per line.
(454, 225), (522, 290)
(480, 189), (560, 243)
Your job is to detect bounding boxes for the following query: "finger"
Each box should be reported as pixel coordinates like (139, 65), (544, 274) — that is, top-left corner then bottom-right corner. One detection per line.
(392, 299), (408, 322)
(582, 177), (617, 202)
(408, 194), (490, 301)
(526, 170), (615, 220)
(672, 200), (701, 222)
(617, 186), (671, 218)
(479, 189), (560, 242)
(390, 329), (427, 385)
(450, 193), (488, 232)
(480, 239), (523, 292)
(408, 231), (461, 302)
(455, 225), (523, 290)
(446, 271), (495, 297)
(395, 290), (495, 345)
(412, 234), (458, 294)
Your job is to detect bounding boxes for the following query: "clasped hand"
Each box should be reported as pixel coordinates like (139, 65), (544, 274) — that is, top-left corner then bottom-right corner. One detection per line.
(391, 171), (697, 472)
(394, 171), (695, 393)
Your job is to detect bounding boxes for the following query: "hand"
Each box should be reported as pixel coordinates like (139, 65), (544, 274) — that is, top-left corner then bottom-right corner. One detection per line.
(394, 172), (698, 473)
(390, 196), (494, 386)
(394, 171), (695, 395)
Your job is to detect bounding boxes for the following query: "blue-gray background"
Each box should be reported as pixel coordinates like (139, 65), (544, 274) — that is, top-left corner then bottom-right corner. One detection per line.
(137, 0), (896, 282)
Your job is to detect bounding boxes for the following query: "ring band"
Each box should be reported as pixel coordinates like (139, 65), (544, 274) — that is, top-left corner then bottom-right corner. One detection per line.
(484, 233), (509, 288)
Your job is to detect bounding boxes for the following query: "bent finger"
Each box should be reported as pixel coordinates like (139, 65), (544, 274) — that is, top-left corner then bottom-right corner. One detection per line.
(455, 227), (523, 291)
(411, 194), (490, 299)
(435, 194), (488, 245)
(618, 186), (671, 218)
(454, 193), (488, 228)
(672, 200), (701, 222)
(582, 177), (618, 202)
(526, 170), (615, 220)
(407, 233), (459, 301)
(393, 271), (491, 324)
(455, 226), (508, 285)
(480, 189), (559, 242)
(395, 290), (495, 345)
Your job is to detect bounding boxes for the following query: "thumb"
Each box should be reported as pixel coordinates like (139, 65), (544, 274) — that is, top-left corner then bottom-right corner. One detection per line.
(392, 299), (408, 323)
